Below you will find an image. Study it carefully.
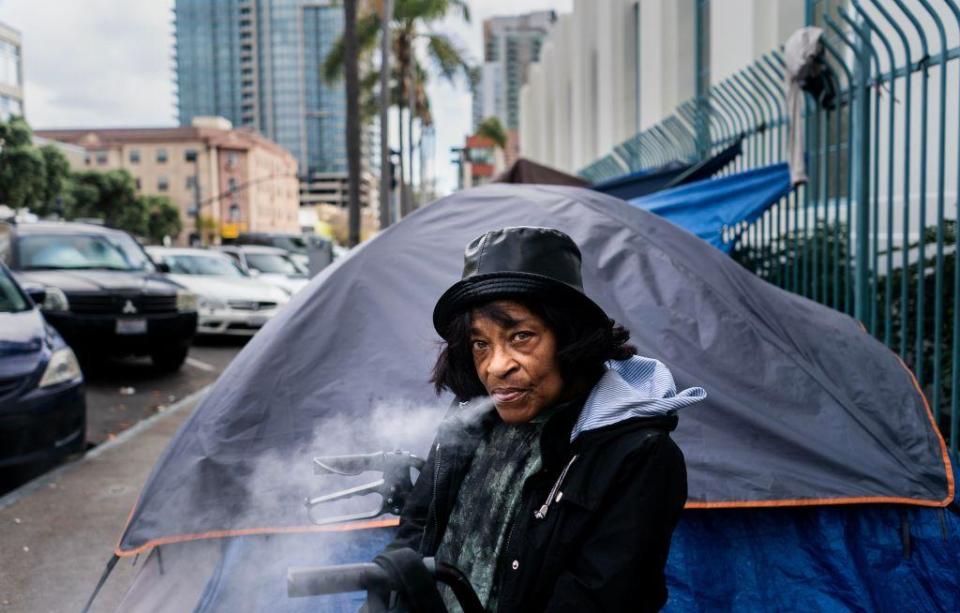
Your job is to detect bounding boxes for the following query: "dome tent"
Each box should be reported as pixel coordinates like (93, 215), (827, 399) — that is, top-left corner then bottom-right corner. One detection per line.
(102, 184), (955, 611)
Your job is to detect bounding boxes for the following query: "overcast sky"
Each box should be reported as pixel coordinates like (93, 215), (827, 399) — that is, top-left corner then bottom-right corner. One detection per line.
(0, 0), (571, 195)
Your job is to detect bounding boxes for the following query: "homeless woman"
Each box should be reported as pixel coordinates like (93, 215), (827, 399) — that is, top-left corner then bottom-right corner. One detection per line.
(383, 226), (706, 612)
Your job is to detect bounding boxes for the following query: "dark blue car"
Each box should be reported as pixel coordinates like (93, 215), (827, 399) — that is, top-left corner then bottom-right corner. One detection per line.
(0, 263), (86, 473)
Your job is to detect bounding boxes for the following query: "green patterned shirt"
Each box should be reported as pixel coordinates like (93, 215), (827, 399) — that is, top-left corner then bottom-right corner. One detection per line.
(434, 417), (547, 612)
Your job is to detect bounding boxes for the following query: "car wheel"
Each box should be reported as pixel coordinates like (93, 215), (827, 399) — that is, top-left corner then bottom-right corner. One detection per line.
(151, 346), (189, 373)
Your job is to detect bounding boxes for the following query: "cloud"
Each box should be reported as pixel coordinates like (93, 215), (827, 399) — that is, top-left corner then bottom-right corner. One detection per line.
(0, 0), (176, 128)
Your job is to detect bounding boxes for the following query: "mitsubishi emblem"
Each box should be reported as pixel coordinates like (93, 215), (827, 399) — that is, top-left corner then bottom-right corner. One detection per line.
(122, 300), (138, 315)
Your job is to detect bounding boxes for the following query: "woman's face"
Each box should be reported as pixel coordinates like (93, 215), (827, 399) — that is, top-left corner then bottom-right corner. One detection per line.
(469, 300), (565, 424)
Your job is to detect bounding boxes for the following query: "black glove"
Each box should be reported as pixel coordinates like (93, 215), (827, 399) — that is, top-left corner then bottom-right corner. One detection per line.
(372, 548), (446, 613)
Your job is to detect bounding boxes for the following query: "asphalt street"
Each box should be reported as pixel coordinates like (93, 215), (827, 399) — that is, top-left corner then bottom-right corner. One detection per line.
(84, 336), (245, 444)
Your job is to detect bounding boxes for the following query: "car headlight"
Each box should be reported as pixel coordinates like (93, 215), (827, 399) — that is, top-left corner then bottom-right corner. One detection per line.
(177, 289), (198, 312)
(39, 347), (82, 388)
(42, 287), (70, 312)
(198, 296), (227, 311)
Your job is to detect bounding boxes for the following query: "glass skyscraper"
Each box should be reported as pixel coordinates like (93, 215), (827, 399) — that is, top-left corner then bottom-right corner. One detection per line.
(174, 0), (348, 176)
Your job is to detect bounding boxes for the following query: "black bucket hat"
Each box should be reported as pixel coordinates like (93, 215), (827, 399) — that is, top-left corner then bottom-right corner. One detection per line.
(432, 226), (610, 338)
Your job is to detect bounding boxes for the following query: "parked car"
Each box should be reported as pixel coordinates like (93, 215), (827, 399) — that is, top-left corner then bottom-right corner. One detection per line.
(216, 245), (310, 295)
(146, 247), (290, 336)
(0, 221), (198, 372)
(0, 262), (86, 474)
(230, 232), (312, 269)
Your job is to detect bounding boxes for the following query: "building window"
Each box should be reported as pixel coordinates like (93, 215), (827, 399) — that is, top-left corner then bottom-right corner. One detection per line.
(156, 148), (168, 163)
(129, 149), (140, 164)
(158, 176), (169, 191)
(228, 177), (238, 192)
(227, 152), (238, 168)
(135, 178), (142, 190)
(184, 149), (198, 163)
(96, 151), (108, 165)
(229, 203), (241, 222)
(186, 176), (196, 189)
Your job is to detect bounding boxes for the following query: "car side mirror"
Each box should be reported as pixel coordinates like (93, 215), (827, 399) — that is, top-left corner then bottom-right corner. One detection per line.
(155, 261), (171, 273)
(23, 284), (46, 305)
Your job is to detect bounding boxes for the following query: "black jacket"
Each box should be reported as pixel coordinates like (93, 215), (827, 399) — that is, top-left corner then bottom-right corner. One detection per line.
(385, 397), (688, 612)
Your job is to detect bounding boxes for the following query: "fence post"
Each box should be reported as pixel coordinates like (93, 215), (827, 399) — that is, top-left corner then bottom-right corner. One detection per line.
(942, 0), (960, 456)
(853, 23), (872, 327)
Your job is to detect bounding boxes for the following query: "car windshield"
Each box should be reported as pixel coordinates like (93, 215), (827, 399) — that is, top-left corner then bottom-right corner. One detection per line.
(18, 233), (154, 272)
(246, 252), (302, 276)
(0, 267), (29, 313)
(165, 254), (246, 277)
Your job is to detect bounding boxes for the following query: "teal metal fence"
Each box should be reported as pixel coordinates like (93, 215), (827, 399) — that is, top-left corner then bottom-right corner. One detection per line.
(580, 0), (960, 455)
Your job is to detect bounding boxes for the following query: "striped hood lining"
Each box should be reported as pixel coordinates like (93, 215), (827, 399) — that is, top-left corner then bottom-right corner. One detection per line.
(571, 356), (707, 442)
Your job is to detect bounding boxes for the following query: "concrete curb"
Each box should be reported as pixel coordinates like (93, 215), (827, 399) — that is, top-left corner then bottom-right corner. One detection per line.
(0, 384), (211, 512)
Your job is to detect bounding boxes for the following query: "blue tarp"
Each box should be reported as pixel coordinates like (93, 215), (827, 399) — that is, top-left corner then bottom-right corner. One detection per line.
(632, 162), (792, 253)
(668, 463), (960, 610)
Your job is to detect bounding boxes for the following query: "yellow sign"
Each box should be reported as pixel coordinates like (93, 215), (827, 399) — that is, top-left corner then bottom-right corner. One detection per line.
(221, 222), (247, 239)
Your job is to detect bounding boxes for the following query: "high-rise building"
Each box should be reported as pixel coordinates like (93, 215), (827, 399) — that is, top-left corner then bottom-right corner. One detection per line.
(0, 21), (24, 118)
(173, 0), (376, 213)
(519, 0), (803, 174)
(471, 11), (555, 165)
(478, 11), (556, 131)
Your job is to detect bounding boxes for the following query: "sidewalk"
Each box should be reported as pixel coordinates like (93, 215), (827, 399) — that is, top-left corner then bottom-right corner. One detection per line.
(0, 387), (209, 613)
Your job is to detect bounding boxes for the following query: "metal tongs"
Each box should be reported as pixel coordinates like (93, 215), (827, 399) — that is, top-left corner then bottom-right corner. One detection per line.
(304, 451), (425, 525)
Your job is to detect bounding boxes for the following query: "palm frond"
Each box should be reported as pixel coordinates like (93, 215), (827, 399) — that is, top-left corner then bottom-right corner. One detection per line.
(476, 116), (508, 149)
(425, 33), (470, 84)
(322, 12), (382, 83)
(447, 0), (470, 23)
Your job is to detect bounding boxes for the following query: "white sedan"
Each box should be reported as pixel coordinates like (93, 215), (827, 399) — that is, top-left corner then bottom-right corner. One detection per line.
(217, 245), (310, 295)
(147, 247), (290, 336)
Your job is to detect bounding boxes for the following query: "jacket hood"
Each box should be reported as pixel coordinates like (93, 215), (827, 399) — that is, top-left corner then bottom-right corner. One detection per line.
(571, 355), (706, 441)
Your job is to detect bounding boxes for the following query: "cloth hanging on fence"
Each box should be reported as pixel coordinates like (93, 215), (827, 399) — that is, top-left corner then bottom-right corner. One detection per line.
(784, 26), (826, 186)
(629, 163), (792, 253)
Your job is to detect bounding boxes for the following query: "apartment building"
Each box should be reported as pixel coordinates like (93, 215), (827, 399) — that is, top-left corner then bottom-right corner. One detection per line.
(37, 117), (300, 244)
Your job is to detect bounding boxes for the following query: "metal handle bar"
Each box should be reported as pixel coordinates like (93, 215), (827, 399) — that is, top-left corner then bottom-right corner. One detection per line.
(287, 557), (484, 613)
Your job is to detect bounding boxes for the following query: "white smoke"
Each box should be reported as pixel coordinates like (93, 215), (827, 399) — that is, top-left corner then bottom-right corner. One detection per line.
(114, 396), (498, 611)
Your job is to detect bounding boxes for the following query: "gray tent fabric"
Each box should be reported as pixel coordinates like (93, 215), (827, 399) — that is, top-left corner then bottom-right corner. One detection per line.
(117, 184), (952, 554)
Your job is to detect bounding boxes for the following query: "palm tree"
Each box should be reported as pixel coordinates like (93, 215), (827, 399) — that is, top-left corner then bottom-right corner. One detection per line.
(343, 0), (361, 247)
(475, 116), (508, 150)
(324, 0), (472, 220)
(378, 0), (393, 229)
